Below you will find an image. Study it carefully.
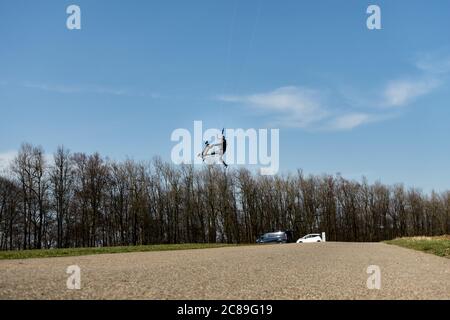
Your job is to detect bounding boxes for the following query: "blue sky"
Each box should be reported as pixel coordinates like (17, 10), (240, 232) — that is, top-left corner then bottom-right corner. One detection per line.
(1, 0), (450, 192)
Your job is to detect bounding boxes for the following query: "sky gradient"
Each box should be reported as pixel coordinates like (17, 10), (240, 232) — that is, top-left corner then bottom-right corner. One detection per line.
(1, 0), (450, 192)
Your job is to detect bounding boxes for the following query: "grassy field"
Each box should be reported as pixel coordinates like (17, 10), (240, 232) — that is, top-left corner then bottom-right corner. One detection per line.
(385, 235), (450, 258)
(0, 243), (239, 260)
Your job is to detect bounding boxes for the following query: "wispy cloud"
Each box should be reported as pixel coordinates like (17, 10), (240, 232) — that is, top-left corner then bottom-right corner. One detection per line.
(327, 113), (372, 130)
(218, 86), (382, 131)
(383, 78), (439, 107)
(219, 52), (450, 131)
(0, 150), (54, 173)
(219, 86), (329, 128)
(22, 82), (159, 98)
(414, 51), (450, 75)
(381, 51), (450, 108)
(0, 151), (17, 172)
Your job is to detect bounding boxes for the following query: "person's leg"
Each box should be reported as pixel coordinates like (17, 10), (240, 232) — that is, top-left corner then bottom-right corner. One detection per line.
(205, 144), (215, 155)
(221, 158), (228, 168)
(219, 153), (228, 168)
(199, 144), (214, 161)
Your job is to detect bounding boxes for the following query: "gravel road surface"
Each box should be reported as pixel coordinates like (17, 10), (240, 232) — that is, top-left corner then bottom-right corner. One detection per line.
(1, 243), (449, 299)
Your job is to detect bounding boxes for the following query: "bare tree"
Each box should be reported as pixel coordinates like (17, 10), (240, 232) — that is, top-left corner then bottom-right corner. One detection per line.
(1, 142), (449, 250)
(50, 146), (73, 248)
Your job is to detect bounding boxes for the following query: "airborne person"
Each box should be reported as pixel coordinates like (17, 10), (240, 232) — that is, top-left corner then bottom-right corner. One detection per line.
(199, 129), (228, 168)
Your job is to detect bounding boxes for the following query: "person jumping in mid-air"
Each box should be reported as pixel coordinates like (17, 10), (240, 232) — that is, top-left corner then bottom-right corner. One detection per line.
(199, 129), (228, 168)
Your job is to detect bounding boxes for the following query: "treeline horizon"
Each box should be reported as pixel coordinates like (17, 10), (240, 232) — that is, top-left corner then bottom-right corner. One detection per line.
(0, 143), (449, 251)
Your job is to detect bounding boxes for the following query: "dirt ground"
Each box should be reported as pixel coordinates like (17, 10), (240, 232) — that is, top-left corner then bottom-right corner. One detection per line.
(1, 242), (449, 299)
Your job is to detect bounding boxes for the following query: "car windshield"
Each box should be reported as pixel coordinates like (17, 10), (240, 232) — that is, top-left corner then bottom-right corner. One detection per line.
(264, 232), (283, 239)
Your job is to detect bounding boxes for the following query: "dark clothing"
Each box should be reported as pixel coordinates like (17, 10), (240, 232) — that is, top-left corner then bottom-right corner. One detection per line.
(222, 138), (227, 154)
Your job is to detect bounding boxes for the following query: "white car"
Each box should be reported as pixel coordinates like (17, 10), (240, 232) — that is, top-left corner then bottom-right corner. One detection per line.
(296, 233), (322, 243)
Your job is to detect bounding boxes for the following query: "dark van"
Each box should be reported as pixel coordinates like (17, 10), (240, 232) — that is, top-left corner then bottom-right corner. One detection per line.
(256, 230), (294, 244)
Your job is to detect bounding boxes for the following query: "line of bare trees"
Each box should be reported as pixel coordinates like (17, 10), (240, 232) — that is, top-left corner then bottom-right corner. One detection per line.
(0, 143), (449, 250)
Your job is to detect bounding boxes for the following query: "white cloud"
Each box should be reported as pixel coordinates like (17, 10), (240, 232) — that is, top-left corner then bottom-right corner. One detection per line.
(218, 86), (382, 131)
(415, 52), (450, 75)
(0, 151), (54, 174)
(220, 52), (450, 131)
(23, 82), (159, 98)
(219, 86), (329, 128)
(327, 113), (372, 130)
(219, 83), (434, 131)
(382, 52), (450, 108)
(383, 78), (439, 107)
(0, 151), (17, 172)
(24, 83), (81, 94)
